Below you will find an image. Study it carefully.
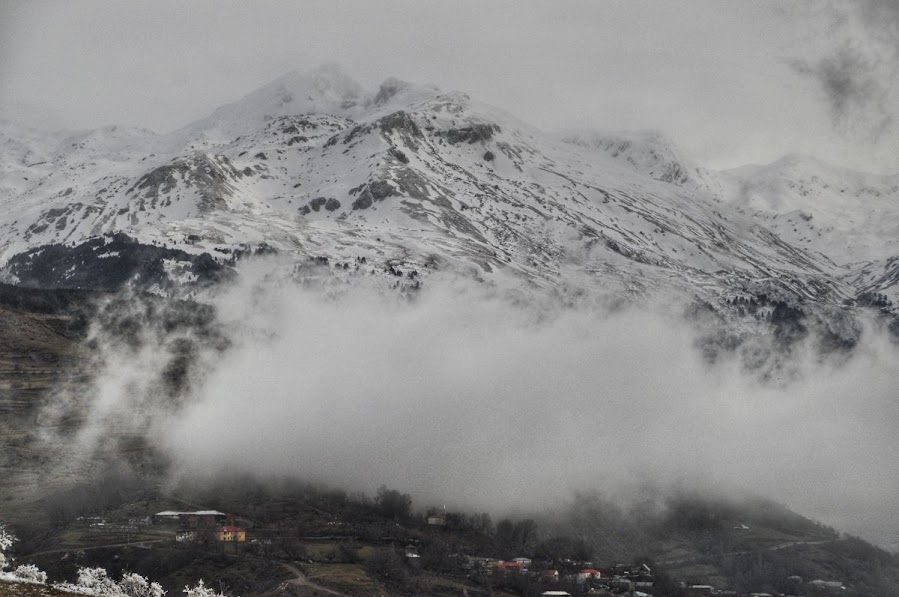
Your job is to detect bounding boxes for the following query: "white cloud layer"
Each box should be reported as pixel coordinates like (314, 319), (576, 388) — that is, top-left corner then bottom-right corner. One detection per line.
(73, 260), (893, 549)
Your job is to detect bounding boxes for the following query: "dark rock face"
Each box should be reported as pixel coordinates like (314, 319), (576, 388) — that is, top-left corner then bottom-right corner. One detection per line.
(133, 163), (187, 196)
(24, 203), (104, 241)
(442, 124), (500, 145)
(2, 233), (231, 292)
(351, 180), (398, 211)
(130, 154), (242, 212)
(389, 148), (409, 164)
(379, 111), (422, 138)
(352, 190), (373, 211)
(301, 197), (340, 213)
(26, 222), (49, 236)
(656, 161), (689, 185)
(378, 111), (423, 150)
(339, 123), (373, 147)
(369, 180), (396, 201)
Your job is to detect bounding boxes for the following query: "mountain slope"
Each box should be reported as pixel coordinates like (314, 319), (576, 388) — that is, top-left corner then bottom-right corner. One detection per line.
(1, 67), (897, 347)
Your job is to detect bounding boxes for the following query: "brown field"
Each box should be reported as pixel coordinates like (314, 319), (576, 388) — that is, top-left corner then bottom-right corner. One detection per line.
(303, 563), (381, 596)
(0, 582), (78, 597)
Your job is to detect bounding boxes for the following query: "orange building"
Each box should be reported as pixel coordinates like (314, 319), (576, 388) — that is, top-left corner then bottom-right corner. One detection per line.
(216, 525), (246, 542)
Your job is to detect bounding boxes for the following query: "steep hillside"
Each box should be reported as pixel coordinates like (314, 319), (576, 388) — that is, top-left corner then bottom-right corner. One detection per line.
(0, 284), (95, 517)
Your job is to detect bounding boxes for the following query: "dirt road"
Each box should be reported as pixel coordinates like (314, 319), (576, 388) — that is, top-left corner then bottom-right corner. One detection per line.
(268, 562), (351, 597)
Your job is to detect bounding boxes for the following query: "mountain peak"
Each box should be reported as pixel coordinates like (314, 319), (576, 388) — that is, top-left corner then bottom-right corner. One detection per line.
(249, 64), (364, 103)
(183, 65), (366, 140)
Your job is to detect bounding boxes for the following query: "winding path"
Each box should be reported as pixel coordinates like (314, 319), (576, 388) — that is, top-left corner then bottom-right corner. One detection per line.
(271, 562), (351, 597)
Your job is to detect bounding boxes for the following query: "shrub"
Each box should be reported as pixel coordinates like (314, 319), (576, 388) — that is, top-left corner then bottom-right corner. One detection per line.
(13, 564), (47, 584)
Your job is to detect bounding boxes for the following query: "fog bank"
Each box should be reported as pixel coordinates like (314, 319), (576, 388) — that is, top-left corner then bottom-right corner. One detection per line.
(125, 261), (899, 548)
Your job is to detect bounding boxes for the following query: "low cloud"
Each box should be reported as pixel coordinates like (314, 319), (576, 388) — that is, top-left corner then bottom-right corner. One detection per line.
(149, 261), (899, 547)
(37, 259), (899, 549)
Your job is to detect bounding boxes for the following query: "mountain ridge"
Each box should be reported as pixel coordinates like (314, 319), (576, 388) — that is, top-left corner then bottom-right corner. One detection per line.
(1, 66), (898, 351)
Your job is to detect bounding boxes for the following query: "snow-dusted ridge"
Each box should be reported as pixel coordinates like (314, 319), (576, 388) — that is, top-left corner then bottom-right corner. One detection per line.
(1, 65), (898, 344)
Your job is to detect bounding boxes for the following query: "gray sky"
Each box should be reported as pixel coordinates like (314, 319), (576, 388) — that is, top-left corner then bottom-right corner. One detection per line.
(2, 0), (897, 172)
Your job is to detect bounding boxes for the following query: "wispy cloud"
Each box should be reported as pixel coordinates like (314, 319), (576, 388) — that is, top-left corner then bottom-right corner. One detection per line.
(790, 44), (892, 141)
(790, 1), (899, 143)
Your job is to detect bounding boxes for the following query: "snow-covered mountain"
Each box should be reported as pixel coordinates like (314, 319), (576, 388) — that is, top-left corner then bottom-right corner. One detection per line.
(2, 65), (897, 348)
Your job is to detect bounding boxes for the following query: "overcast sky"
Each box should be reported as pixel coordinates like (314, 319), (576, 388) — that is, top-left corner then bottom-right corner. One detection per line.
(2, 1), (898, 172)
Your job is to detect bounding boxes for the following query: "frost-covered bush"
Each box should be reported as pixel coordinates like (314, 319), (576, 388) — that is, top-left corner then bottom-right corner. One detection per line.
(52, 568), (170, 596)
(183, 579), (227, 597)
(0, 523), (219, 597)
(0, 527), (49, 587)
(0, 524), (173, 597)
(12, 564), (48, 583)
(119, 572), (166, 597)
(0, 523), (16, 570)
(76, 567), (122, 595)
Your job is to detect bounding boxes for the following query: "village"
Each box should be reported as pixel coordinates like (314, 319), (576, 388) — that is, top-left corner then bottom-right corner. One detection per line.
(43, 503), (849, 597)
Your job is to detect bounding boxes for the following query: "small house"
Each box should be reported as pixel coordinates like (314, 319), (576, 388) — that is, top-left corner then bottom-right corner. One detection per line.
(426, 514), (447, 526)
(175, 530), (195, 542)
(577, 568), (601, 582)
(540, 569), (560, 582)
(492, 561), (525, 574)
(512, 557), (532, 568)
(216, 525), (246, 542)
